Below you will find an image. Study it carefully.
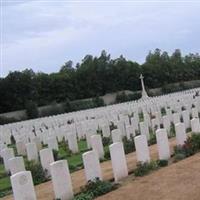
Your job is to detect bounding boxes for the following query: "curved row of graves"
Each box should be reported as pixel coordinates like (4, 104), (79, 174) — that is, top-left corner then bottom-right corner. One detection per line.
(0, 87), (200, 200)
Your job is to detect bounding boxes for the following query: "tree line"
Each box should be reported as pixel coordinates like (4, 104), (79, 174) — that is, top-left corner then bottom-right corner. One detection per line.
(0, 49), (199, 113)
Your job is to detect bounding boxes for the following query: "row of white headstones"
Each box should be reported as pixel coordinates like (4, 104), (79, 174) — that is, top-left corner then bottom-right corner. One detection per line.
(0, 87), (200, 200)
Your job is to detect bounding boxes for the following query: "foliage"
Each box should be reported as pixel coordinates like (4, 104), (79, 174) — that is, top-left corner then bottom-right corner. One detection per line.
(157, 159), (168, 167)
(73, 178), (115, 200)
(173, 134), (200, 162)
(52, 149), (59, 161)
(25, 100), (39, 119)
(104, 148), (111, 160)
(115, 92), (141, 103)
(25, 160), (47, 185)
(102, 137), (111, 146)
(122, 136), (135, 154)
(0, 116), (19, 125)
(1, 49), (199, 114)
(134, 161), (159, 176)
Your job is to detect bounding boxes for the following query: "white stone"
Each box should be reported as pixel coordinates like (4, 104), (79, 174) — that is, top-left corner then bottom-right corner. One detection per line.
(47, 137), (59, 151)
(1, 148), (15, 172)
(67, 133), (79, 154)
(11, 171), (37, 200)
(91, 135), (104, 159)
(101, 124), (110, 137)
(156, 129), (170, 160)
(50, 160), (74, 200)
(173, 113), (180, 125)
(117, 120), (126, 137)
(162, 115), (171, 135)
(86, 129), (95, 149)
(182, 110), (191, 129)
(125, 125), (135, 140)
(39, 148), (54, 176)
(16, 141), (26, 156)
(109, 142), (128, 182)
(139, 121), (150, 140)
(175, 123), (187, 145)
(26, 143), (38, 162)
(111, 129), (122, 143)
(8, 157), (25, 175)
(134, 135), (150, 163)
(31, 136), (42, 151)
(191, 118), (200, 134)
(82, 151), (102, 181)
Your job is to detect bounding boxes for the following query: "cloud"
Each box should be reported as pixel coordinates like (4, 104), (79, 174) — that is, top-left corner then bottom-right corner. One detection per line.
(1, 1), (200, 76)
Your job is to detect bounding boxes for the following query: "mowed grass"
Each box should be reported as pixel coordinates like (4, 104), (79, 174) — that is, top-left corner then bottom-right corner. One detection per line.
(0, 139), (109, 197)
(0, 164), (11, 197)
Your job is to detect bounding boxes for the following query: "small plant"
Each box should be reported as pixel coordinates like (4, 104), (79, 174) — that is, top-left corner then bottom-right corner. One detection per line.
(74, 178), (115, 200)
(174, 153), (186, 162)
(102, 137), (111, 146)
(157, 159), (168, 167)
(134, 161), (159, 177)
(52, 149), (59, 161)
(122, 136), (135, 154)
(148, 132), (156, 145)
(25, 100), (39, 119)
(73, 192), (93, 200)
(104, 148), (111, 160)
(25, 160), (47, 185)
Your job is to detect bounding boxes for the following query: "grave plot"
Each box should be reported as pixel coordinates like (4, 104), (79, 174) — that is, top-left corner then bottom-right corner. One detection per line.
(0, 87), (200, 200)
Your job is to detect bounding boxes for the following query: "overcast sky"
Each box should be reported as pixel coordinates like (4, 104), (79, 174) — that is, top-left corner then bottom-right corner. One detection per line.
(1, 0), (200, 77)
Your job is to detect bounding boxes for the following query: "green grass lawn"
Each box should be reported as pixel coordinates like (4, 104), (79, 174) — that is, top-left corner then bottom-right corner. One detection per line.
(0, 139), (110, 197)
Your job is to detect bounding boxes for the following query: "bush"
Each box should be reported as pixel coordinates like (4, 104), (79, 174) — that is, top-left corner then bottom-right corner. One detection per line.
(157, 159), (168, 167)
(102, 137), (111, 146)
(148, 132), (156, 145)
(73, 192), (93, 200)
(104, 148), (111, 160)
(134, 161), (159, 177)
(92, 97), (105, 107)
(0, 116), (19, 125)
(52, 149), (59, 161)
(25, 100), (39, 119)
(122, 136), (135, 154)
(25, 160), (47, 185)
(73, 178), (115, 199)
(174, 153), (186, 162)
(40, 102), (64, 117)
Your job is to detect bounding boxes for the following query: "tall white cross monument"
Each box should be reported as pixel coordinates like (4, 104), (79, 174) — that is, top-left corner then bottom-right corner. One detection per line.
(140, 74), (149, 100)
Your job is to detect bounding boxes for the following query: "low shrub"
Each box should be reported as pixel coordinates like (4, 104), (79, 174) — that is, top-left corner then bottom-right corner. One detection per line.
(73, 178), (115, 200)
(134, 161), (159, 177)
(104, 148), (111, 160)
(157, 159), (168, 167)
(52, 149), (59, 161)
(174, 153), (186, 162)
(25, 160), (47, 185)
(122, 136), (135, 154)
(102, 137), (111, 146)
(25, 100), (39, 119)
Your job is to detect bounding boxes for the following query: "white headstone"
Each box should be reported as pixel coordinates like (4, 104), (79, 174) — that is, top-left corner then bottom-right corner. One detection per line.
(8, 157), (25, 175)
(11, 171), (37, 200)
(50, 160), (74, 200)
(26, 143), (38, 162)
(191, 118), (200, 134)
(156, 129), (170, 160)
(1, 148), (15, 172)
(134, 135), (150, 163)
(39, 148), (54, 176)
(91, 135), (104, 159)
(109, 142), (128, 182)
(82, 150), (102, 181)
(175, 123), (187, 145)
